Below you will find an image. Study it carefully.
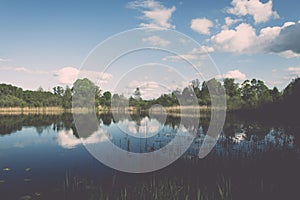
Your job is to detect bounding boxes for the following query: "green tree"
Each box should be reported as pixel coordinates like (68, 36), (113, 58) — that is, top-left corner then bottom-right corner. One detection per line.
(62, 86), (72, 109)
(0, 95), (27, 107)
(102, 91), (112, 107)
(240, 79), (272, 108)
(224, 78), (239, 98)
(253, 79), (272, 105)
(72, 78), (99, 108)
(240, 80), (257, 108)
(37, 86), (44, 92)
(53, 86), (64, 96)
(200, 81), (210, 105)
(199, 78), (222, 106)
(224, 78), (242, 109)
(191, 79), (201, 98)
(181, 87), (196, 105)
(156, 94), (175, 106)
(270, 87), (281, 102)
(282, 78), (300, 114)
(133, 88), (142, 101)
(111, 93), (128, 108)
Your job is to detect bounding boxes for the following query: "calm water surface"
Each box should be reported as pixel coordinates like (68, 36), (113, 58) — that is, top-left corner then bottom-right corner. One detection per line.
(0, 114), (299, 199)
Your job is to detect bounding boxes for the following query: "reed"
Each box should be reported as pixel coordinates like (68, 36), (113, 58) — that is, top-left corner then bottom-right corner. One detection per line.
(0, 105), (214, 116)
(0, 107), (70, 115)
(62, 172), (232, 200)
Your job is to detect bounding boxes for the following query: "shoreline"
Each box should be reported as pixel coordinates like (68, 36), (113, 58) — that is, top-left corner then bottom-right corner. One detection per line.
(0, 107), (70, 115)
(0, 106), (213, 116)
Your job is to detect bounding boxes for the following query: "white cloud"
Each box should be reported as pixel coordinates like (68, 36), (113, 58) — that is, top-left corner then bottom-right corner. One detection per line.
(57, 129), (110, 149)
(266, 80), (283, 86)
(54, 67), (113, 85)
(162, 46), (214, 62)
(0, 66), (51, 75)
(211, 23), (257, 53)
(222, 17), (243, 29)
(227, 0), (279, 24)
(128, 80), (169, 99)
(129, 80), (160, 89)
(278, 50), (300, 58)
(14, 67), (28, 72)
(282, 21), (296, 28)
(81, 70), (113, 84)
(163, 53), (198, 62)
(0, 66), (12, 70)
(179, 38), (190, 44)
(190, 18), (214, 35)
(54, 67), (79, 85)
(287, 67), (300, 76)
(122, 117), (161, 138)
(217, 69), (246, 80)
(127, 0), (176, 29)
(191, 46), (215, 54)
(210, 21), (299, 55)
(0, 58), (11, 62)
(0, 66), (48, 74)
(225, 17), (242, 27)
(142, 35), (170, 47)
(14, 67), (48, 75)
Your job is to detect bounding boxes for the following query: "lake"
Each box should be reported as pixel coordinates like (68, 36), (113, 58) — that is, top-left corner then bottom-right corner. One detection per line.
(0, 113), (299, 199)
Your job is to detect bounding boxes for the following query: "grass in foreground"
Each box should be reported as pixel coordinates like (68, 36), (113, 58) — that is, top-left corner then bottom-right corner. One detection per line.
(62, 173), (232, 200)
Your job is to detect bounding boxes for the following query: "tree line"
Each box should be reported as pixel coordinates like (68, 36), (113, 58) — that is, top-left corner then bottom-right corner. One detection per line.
(110, 78), (285, 111)
(0, 77), (299, 113)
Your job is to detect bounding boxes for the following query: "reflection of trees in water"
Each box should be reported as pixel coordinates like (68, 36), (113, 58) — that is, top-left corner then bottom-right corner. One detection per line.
(100, 113), (113, 126)
(0, 114), (73, 135)
(73, 113), (99, 139)
(185, 114), (297, 159)
(1, 113), (299, 151)
(223, 114), (271, 140)
(207, 128), (296, 159)
(104, 113), (195, 131)
(92, 113), (299, 147)
(279, 125), (300, 147)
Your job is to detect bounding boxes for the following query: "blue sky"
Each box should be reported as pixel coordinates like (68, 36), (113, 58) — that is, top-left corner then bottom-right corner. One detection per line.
(0, 0), (299, 96)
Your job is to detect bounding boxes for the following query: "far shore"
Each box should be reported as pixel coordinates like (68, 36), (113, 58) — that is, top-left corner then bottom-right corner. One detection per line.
(0, 107), (70, 115)
(0, 106), (214, 116)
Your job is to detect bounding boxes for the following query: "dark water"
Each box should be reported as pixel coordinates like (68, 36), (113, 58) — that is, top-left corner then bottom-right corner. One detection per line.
(0, 114), (299, 199)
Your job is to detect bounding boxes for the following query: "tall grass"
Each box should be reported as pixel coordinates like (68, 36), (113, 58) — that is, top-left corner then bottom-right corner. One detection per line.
(62, 172), (232, 200)
(0, 106), (69, 115)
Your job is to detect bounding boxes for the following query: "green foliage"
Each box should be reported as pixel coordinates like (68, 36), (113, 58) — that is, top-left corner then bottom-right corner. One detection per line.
(0, 77), (298, 112)
(240, 79), (272, 109)
(133, 87), (141, 101)
(101, 91), (112, 107)
(280, 78), (300, 114)
(53, 86), (64, 96)
(0, 95), (27, 107)
(111, 94), (128, 108)
(223, 78), (241, 109)
(156, 93), (179, 107)
(0, 84), (65, 107)
(224, 78), (239, 98)
(62, 86), (72, 109)
(199, 81), (210, 105)
(72, 78), (100, 108)
(270, 87), (281, 102)
(283, 78), (300, 98)
(0, 83), (23, 98)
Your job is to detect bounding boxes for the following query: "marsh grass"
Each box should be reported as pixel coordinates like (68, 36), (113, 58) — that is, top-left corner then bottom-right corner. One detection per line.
(62, 172), (232, 200)
(0, 106), (210, 117)
(0, 107), (95, 115)
(0, 107), (68, 115)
